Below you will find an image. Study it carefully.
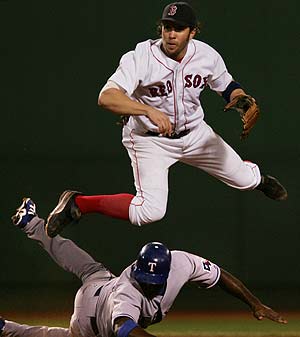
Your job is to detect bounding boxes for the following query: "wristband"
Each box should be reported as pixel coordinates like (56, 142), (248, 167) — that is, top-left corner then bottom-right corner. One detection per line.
(117, 319), (139, 337)
(222, 81), (243, 103)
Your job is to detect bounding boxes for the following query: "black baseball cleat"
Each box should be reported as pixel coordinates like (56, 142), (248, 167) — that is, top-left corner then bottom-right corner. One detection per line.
(45, 190), (82, 238)
(256, 175), (288, 201)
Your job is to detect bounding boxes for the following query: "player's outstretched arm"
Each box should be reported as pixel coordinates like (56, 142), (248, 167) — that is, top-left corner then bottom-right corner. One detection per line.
(217, 268), (287, 324)
(114, 317), (157, 337)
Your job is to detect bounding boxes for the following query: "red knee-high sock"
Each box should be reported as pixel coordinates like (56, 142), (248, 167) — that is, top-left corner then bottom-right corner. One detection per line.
(74, 193), (134, 220)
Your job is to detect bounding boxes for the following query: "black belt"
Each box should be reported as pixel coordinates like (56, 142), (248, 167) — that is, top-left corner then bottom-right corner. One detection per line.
(146, 129), (190, 139)
(90, 286), (103, 336)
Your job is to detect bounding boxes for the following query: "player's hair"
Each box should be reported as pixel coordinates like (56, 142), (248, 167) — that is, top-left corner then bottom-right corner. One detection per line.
(156, 20), (201, 36)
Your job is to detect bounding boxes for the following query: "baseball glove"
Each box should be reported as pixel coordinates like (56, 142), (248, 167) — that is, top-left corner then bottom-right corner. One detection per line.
(224, 94), (260, 140)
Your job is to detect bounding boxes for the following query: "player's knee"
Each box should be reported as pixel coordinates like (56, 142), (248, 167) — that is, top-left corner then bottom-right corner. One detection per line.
(129, 205), (166, 226)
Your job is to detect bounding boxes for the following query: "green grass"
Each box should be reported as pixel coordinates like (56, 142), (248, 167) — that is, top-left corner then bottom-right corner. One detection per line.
(5, 311), (300, 337)
(148, 312), (300, 337)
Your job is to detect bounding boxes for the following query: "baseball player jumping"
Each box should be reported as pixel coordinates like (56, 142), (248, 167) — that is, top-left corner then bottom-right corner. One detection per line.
(45, 2), (288, 237)
(0, 198), (287, 337)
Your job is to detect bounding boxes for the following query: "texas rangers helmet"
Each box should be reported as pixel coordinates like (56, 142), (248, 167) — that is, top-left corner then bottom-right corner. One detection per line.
(132, 242), (172, 285)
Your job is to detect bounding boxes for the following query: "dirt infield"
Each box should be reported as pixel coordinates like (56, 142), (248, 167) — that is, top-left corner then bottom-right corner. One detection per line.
(157, 334), (300, 337)
(3, 310), (300, 337)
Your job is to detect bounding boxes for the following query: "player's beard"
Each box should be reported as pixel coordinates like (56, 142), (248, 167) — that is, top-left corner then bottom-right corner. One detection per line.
(161, 36), (190, 61)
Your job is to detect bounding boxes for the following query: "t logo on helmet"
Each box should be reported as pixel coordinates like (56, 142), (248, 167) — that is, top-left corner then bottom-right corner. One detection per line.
(132, 242), (171, 285)
(148, 262), (157, 272)
(168, 5), (177, 16)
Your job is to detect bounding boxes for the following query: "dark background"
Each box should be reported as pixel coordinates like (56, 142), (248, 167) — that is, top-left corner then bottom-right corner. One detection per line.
(1, 0), (299, 313)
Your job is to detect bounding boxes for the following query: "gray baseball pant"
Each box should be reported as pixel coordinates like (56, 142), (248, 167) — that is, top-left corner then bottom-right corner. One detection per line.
(3, 216), (114, 337)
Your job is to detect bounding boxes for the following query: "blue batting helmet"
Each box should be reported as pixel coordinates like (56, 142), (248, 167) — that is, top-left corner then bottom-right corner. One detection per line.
(132, 242), (172, 285)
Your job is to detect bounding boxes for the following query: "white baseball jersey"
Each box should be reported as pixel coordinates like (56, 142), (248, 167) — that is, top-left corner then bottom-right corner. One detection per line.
(101, 38), (261, 226)
(108, 38), (233, 134)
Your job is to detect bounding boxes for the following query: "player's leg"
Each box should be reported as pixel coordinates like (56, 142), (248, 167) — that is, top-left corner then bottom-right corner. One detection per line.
(45, 191), (134, 238)
(1, 319), (71, 337)
(75, 130), (177, 226)
(123, 130), (179, 226)
(46, 128), (178, 234)
(181, 122), (287, 200)
(12, 198), (114, 284)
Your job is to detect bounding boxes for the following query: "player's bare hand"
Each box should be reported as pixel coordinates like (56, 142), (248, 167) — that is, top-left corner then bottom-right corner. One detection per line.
(146, 108), (173, 136)
(253, 304), (287, 324)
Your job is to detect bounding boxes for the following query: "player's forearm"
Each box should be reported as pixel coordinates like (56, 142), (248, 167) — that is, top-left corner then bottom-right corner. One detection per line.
(98, 88), (152, 117)
(114, 317), (156, 337)
(218, 268), (262, 311)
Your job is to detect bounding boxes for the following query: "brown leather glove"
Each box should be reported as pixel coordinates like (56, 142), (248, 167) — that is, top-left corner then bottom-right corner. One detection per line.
(224, 94), (260, 140)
